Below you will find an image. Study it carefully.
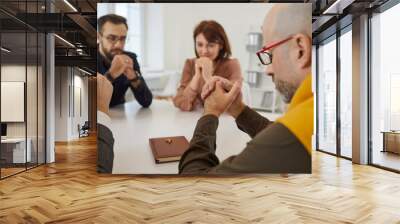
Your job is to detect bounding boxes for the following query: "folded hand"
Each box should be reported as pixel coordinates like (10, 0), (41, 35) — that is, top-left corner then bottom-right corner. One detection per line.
(203, 80), (241, 117)
(202, 76), (245, 118)
(195, 57), (214, 81)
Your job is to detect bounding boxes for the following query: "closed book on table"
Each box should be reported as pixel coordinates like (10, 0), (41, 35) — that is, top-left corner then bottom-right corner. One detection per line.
(149, 136), (189, 163)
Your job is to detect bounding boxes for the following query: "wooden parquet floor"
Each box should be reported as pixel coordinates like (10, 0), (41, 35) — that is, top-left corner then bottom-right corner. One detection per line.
(1, 167), (26, 178)
(0, 134), (400, 224)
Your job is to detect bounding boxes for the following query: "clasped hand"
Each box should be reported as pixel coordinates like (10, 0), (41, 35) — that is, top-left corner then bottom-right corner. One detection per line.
(108, 54), (137, 80)
(195, 57), (214, 81)
(201, 76), (245, 118)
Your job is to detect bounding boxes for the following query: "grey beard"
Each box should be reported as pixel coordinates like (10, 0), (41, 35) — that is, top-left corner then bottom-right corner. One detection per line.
(275, 80), (297, 104)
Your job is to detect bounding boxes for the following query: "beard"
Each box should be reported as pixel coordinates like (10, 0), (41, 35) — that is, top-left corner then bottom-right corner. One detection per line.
(100, 44), (123, 62)
(275, 79), (297, 104)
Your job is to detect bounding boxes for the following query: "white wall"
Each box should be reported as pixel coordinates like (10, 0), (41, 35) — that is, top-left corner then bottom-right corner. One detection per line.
(143, 3), (276, 107)
(73, 74), (89, 138)
(54, 67), (89, 141)
(1, 65), (36, 137)
(1, 64), (46, 164)
(152, 3), (272, 73)
(143, 4), (164, 70)
(98, 3), (281, 108)
(55, 66), (68, 141)
(1, 65), (26, 140)
(98, 3), (273, 72)
(1, 66), (25, 124)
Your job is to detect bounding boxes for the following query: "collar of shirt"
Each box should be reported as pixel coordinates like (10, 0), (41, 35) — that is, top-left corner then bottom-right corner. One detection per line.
(276, 74), (314, 154)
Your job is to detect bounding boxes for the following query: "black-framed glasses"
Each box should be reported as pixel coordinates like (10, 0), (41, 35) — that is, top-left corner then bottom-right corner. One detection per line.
(101, 34), (128, 45)
(256, 36), (293, 65)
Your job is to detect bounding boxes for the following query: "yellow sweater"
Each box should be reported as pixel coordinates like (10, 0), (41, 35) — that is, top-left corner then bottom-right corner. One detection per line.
(276, 74), (314, 154)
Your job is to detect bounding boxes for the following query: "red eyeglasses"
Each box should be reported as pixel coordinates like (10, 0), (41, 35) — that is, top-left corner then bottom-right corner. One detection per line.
(256, 36), (293, 65)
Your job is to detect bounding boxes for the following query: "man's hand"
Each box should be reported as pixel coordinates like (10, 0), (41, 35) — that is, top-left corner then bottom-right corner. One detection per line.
(126, 67), (142, 89)
(125, 67), (138, 80)
(97, 73), (113, 115)
(196, 57), (214, 81)
(201, 76), (230, 100)
(202, 76), (246, 118)
(108, 54), (133, 79)
(203, 80), (241, 117)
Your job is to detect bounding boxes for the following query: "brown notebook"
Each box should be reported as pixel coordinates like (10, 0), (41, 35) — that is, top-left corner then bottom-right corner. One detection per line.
(149, 136), (190, 163)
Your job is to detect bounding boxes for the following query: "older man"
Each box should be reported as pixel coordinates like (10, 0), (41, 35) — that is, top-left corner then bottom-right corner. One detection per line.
(179, 4), (313, 174)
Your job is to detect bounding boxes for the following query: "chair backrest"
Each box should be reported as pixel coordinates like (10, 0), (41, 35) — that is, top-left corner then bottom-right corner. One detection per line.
(82, 121), (90, 129)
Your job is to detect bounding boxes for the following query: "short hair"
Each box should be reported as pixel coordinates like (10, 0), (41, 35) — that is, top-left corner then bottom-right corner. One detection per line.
(97, 14), (128, 33)
(193, 20), (232, 61)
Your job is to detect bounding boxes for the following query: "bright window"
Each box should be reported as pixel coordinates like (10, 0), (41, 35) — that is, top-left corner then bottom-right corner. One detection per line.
(317, 36), (337, 154)
(371, 2), (400, 171)
(339, 28), (352, 158)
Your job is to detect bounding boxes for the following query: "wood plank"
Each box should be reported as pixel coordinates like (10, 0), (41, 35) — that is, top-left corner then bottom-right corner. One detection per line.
(0, 134), (399, 223)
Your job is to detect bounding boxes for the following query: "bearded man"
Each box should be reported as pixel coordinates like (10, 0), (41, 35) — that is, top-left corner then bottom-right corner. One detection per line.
(97, 14), (152, 108)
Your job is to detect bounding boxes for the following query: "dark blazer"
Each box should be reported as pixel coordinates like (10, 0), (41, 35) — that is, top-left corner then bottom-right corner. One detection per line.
(97, 50), (153, 108)
(97, 123), (114, 173)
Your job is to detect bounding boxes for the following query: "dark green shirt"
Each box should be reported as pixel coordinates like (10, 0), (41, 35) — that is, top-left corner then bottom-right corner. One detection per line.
(178, 106), (311, 174)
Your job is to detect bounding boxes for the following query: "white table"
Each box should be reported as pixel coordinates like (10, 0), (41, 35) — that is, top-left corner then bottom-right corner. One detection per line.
(109, 99), (280, 174)
(1, 138), (32, 163)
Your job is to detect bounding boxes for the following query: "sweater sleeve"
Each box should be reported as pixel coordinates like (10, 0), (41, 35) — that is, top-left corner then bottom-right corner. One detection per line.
(173, 59), (199, 111)
(235, 106), (272, 138)
(226, 58), (243, 83)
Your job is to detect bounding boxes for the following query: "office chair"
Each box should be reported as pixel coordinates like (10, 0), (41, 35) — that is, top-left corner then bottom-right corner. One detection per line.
(78, 121), (90, 138)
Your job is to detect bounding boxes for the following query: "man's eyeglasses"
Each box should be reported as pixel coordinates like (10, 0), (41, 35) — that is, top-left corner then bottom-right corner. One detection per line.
(101, 34), (128, 45)
(256, 36), (293, 65)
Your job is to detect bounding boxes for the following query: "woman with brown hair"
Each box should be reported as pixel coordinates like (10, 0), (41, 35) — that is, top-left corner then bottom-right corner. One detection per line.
(173, 20), (243, 111)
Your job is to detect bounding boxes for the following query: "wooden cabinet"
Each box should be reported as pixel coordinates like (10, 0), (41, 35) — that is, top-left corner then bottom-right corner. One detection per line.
(382, 131), (400, 154)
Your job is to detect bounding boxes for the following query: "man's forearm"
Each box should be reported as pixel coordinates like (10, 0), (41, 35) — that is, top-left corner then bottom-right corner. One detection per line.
(130, 77), (153, 108)
(235, 106), (272, 138)
(178, 115), (220, 174)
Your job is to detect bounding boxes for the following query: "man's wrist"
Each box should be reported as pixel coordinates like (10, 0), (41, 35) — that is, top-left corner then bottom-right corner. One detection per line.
(129, 71), (141, 88)
(130, 79), (141, 89)
(128, 73), (140, 83)
(203, 109), (221, 118)
(128, 76), (139, 82)
(230, 102), (246, 119)
(104, 70), (115, 82)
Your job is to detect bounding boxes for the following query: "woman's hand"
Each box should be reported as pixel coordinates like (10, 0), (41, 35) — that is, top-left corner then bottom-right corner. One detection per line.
(188, 57), (214, 93)
(188, 64), (203, 92)
(196, 57), (214, 81)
